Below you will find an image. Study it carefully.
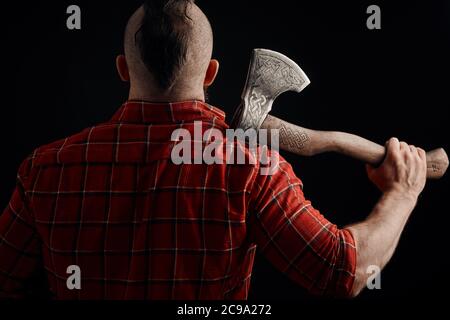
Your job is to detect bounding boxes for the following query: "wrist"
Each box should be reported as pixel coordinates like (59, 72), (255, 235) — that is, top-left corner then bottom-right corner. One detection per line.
(383, 187), (418, 204)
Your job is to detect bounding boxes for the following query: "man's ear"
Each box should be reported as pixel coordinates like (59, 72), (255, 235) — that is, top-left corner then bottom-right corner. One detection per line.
(116, 55), (130, 82)
(204, 59), (219, 87)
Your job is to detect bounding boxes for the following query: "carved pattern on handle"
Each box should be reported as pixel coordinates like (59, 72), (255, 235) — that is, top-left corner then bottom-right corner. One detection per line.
(279, 123), (311, 151)
(429, 163), (440, 173)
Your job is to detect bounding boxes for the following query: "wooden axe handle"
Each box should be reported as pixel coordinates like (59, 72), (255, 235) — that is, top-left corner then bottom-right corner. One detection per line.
(261, 115), (449, 179)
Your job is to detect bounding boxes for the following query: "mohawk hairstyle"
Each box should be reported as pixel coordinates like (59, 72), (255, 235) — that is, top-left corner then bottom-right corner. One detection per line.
(135, 0), (194, 90)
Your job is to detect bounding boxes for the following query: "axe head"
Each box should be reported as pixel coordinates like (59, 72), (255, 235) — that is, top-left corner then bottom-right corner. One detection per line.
(231, 49), (310, 131)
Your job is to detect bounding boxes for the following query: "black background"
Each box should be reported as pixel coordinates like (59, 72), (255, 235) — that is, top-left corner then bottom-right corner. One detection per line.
(1, 0), (449, 304)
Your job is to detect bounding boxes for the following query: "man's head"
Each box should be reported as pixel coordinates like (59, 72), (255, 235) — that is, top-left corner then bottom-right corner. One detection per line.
(116, 0), (219, 102)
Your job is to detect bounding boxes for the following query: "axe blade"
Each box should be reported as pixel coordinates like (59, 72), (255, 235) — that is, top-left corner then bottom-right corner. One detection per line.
(231, 49), (310, 131)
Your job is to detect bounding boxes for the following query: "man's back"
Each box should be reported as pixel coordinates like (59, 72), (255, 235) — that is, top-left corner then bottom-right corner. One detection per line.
(0, 100), (356, 299)
(8, 101), (259, 299)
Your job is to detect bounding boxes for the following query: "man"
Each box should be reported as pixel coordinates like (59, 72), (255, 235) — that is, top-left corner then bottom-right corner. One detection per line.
(0, 0), (426, 299)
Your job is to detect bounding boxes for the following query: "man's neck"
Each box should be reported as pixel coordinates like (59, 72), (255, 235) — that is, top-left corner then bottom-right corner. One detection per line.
(129, 87), (205, 103)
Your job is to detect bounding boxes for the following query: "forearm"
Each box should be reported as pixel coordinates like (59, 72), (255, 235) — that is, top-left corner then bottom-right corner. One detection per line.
(345, 190), (418, 296)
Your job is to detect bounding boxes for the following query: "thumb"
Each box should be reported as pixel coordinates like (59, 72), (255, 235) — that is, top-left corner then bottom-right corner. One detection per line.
(385, 137), (400, 161)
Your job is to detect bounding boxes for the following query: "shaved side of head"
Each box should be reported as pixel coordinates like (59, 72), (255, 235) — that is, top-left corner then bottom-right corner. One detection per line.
(123, 0), (214, 99)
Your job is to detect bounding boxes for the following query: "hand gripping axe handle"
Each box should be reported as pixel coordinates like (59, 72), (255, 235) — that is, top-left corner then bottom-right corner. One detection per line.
(231, 49), (449, 179)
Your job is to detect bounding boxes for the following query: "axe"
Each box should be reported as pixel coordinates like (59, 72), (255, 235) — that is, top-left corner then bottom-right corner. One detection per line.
(231, 49), (449, 179)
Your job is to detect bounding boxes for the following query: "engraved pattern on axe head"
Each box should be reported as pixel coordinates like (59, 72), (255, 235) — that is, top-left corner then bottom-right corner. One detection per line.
(240, 53), (306, 130)
(242, 86), (268, 130)
(255, 53), (306, 97)
(235, 49), (310, 131)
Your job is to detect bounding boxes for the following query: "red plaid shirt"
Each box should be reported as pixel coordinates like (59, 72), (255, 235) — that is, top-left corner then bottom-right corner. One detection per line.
(0, 100), (356, 299)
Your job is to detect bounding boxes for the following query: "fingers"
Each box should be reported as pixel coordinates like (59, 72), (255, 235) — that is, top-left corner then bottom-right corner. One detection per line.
(417, 147), (426, 161)
(399, 141), (410, 160)
(407, 145), (418, 172)
(398, 141), (427, 171)
(386, 137), (400, 151)
(399, 141), (409, 152)
(408, 145), (417, 160)
(376, 137), (427, 195)
(387, 138), (419, 157)
(408, 145), (425, 162)
(416, 147), (428, 173)
(385, 137), (400, 160)
(385, 137), (427, 168)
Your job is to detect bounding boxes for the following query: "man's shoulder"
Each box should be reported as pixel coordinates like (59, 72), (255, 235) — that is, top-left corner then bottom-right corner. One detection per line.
(28, 124), (110, 167)
(14, 125), (95, 182)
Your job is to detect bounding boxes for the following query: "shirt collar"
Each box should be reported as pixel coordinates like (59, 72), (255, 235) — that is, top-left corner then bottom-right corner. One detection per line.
(109, 100), (227, 127)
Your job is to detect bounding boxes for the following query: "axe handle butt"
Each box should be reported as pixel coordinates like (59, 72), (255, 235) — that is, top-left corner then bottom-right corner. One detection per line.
(262, 115), (449, 179)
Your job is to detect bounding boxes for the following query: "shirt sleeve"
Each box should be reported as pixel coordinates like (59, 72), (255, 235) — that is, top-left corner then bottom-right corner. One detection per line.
(0, 156), (42, 299)
(247, 153), (356, 297)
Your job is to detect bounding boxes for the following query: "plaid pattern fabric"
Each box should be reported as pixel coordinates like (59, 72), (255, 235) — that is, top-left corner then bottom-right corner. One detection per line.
(0, 100), (356, 299)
